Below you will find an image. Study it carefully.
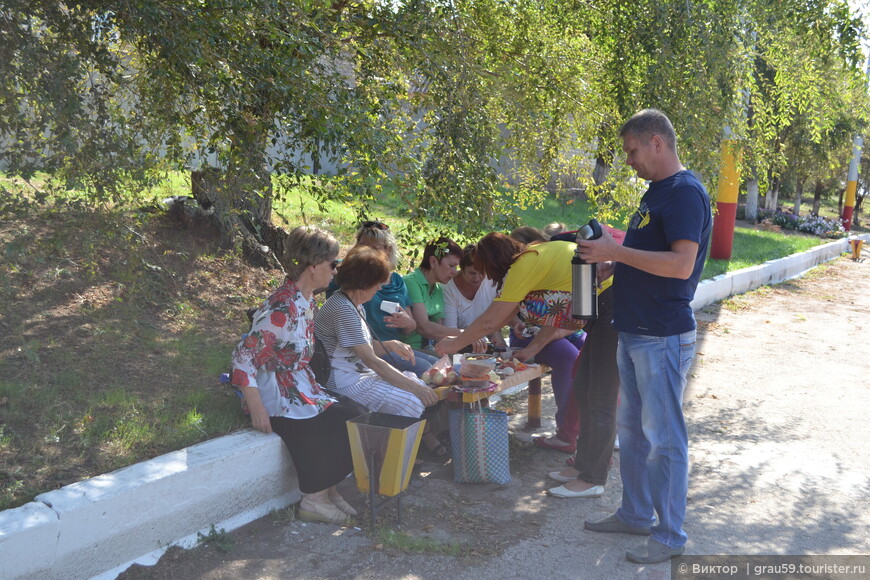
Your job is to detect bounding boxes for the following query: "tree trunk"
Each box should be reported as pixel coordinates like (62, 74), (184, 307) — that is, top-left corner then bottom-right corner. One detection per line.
(793, 178), (804, 216)
(811, 180), (823, 216)
(764, 176), (780, 211)
(745, 174), (759, 222)
(592, 155), (611, 186)
(191, 165), (282, 269)
(312, 137), (321, 174)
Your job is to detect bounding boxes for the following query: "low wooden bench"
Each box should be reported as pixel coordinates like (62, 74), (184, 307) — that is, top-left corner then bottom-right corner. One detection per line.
(433, 364), (551, 429)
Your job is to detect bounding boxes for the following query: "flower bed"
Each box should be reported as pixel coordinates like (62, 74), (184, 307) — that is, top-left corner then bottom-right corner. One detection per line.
(757, 209), (846, 239)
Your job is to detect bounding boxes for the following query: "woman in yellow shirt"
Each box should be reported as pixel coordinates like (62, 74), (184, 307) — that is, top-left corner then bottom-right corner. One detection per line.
(436, 232), (586, 451)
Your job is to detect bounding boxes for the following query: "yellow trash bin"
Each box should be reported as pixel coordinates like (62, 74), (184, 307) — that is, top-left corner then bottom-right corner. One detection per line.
(346, 412), (425, 497)
(850, 239), (864, 261)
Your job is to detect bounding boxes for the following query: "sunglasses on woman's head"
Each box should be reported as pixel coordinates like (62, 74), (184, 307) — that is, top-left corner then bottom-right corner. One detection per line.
(330, 260), (341, 270)
(362, 220), (389, 230)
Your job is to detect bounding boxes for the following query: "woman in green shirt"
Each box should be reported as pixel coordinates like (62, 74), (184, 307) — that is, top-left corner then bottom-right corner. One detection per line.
(403, 237), (486, 353)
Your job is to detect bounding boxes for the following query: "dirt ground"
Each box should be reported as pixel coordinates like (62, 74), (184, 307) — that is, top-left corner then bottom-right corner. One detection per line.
(118, 255), (870, 580)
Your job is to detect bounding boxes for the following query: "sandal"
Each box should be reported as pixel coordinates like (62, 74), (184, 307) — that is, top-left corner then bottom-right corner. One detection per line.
(328, 494), (358, 516)
(297, 501), (354, 526)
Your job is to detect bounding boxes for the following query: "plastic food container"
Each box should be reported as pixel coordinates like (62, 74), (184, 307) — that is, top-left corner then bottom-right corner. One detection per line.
(460, 355), (497, 378)
(459, 376), (490, 389)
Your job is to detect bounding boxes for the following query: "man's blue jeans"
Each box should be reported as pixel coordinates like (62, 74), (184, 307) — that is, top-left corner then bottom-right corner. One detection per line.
(615, 330), (696, 549)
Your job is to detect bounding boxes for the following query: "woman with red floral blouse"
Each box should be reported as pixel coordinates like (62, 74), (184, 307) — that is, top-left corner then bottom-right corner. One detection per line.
(231, 226), (360, 526)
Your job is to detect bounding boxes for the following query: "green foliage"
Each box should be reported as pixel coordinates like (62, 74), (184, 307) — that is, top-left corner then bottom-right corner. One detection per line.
(734, 0), (869, 199)
(197, 525), (234, 554)
(3, 1), (868, 234)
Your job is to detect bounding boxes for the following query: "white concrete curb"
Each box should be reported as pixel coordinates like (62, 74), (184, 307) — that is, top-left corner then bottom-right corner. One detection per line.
(690, 234), (867, 312)
(0, 429), (301, 580)
(0, 233), (866, 580)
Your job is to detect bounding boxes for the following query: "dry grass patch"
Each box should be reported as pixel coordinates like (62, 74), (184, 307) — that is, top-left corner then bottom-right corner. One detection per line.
(0, 193), (281, 509)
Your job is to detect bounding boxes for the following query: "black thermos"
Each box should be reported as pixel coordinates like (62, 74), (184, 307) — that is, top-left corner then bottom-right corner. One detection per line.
(571, 218), (603, 320)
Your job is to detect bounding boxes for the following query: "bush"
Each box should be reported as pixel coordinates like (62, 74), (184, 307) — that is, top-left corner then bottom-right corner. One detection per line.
(769, 209), (801, 230)
(756, 209), (845, 239)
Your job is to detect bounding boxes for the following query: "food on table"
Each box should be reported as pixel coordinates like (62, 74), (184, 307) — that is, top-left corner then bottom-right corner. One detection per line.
(497, 358), (529, 373)
(421, 366), (458, 386)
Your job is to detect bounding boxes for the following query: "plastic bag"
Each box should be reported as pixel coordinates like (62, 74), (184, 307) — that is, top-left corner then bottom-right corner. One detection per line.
(459, 354), (497, 378)
(421, 355), (458, 386)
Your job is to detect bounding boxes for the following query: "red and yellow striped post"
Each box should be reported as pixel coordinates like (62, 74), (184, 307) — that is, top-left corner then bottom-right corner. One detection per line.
(841, 135), (863, 232)
(842, 61), (870, 232)
(710, 138), (741, 260)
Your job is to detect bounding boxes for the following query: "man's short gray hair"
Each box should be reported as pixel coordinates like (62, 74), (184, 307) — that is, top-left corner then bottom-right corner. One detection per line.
(619, 109), (677, 153)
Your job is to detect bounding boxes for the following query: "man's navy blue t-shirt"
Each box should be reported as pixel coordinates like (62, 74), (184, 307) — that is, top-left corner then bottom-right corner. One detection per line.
(613, 170), (712, 336)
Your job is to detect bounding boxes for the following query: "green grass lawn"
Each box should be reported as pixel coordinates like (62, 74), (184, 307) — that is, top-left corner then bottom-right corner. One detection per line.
(702, 227), (828, 279)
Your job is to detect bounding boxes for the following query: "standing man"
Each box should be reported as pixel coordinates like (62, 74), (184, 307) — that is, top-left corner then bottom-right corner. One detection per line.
(576, 109), (712, 564)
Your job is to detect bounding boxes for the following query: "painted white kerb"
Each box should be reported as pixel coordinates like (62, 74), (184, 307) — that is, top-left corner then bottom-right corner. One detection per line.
(690, 235), (866, 311)
(0, 429), (301, 580)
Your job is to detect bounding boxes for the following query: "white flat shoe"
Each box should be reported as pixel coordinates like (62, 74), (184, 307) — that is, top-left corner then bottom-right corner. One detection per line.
(548, 470), (576, 483)
(547, 484), (604, 498)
